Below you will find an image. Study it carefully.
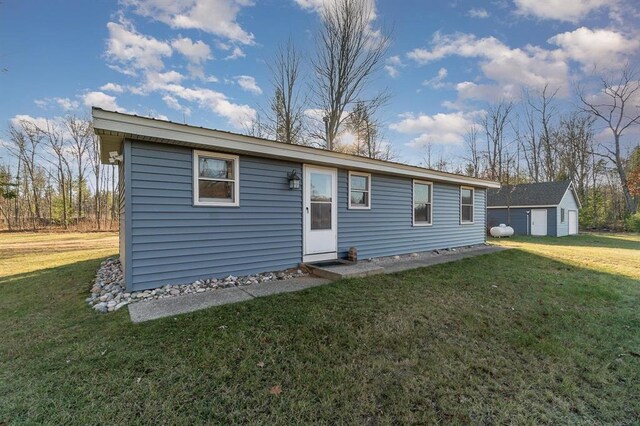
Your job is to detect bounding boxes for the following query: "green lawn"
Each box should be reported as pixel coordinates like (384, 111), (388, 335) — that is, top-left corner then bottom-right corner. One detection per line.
(0, 232), (638, 424)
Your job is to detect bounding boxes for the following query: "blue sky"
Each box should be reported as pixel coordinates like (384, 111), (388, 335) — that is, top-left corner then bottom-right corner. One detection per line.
(1, 0), (639, 165)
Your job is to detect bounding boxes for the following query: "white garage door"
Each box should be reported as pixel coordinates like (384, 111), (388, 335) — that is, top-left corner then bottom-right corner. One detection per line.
(568, 210), (578, 235)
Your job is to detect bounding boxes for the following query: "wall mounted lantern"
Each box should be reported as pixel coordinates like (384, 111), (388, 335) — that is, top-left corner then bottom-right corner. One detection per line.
(287, 170), (301, 190)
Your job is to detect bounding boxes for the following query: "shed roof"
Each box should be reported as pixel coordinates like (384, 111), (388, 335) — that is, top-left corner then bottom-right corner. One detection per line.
(487, 180), (577, 207)
(92, 108), (500, 189)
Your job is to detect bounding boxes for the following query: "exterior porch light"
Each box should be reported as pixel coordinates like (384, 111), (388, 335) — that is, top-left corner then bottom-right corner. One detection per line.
(287, 170), (301, 190)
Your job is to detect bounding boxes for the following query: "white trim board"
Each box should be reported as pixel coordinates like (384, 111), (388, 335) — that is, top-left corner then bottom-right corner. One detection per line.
(347, 171), (371, 210)
(192, 150), (240, 207)
(460, 186), (475, 225)
(487, 205), (557, 209)
(93, 108), (500, 189)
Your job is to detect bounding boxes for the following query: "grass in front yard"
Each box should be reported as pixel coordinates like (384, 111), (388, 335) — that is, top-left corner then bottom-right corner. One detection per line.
(494, 232), (640, 279)
(0, 233), (638, 424)
(0, 232), (118, 280)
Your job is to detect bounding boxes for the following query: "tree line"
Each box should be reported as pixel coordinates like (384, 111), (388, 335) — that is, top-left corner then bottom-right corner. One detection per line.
(433, 74), (640, 231)
(0, 115), (119, 231)
(251, 0), (639, 230)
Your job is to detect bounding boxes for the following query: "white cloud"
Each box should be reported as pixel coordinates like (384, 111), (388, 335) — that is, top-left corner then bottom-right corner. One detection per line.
(549, 27), (640, 71)
(171, 37), (212, 63)
(106, 20), (172, 73)
(513, 0), (611, 22)
(55, 97), (79, 111)
(390, 110), (483, 147)
(10, 114), (52, 131)
(293, 0), (327, 11)
(467, 8), (489, 18)
(162, 95), (192, 116)
(407, 32), (569, 101)
(123, 0), (255, 45)
(234, 75), (262, 95)
(100, 83), (125, 93)
(143, 70), (185, 91)
(83, 91), (129, 112)
(225, 46), (246, 60)
(161, 84), (256, 128)
(385, 55), (404, 78)
(32, 97), (79, 111)
(423, 67), (448, 88)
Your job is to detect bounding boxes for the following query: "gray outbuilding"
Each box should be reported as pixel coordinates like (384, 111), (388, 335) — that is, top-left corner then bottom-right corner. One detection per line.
(93, 108), (501, 292)
(487, 181), (581, 237)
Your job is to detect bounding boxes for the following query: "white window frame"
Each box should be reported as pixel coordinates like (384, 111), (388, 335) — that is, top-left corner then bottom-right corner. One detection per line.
(412, 180), (433, 227)
(560, 208), (565, 223)
(193, 150), (240, 207)
(460, 186), (474, 224)
(348, 171), (371, 210)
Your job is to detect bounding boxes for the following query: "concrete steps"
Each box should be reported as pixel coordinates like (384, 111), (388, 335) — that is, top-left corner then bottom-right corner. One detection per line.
(304, 260), (385, 280)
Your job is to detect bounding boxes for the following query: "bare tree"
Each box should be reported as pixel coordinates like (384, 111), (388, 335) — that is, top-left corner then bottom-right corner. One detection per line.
(267, 39), (306, 144)
(65, 115), (92, 219)
(345, 100), (395, 160)
(463, 126), (481, 177)
(481, 101), (514, 182)
(556, 113), (595, 199)
(579, 66), (640, 214)
(87, 124), (103, 229)
(312, 0), (389, 150)
(517, 85), (559, 182)
(7, 120), (44, 227)
(42, 120), (72, 228)
(244, 112), (269, 139)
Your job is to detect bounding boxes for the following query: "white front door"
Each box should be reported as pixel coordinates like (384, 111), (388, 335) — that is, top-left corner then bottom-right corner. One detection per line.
(568, 210), (578, 235)
(531, 209), (547, 236)
(303, 165), (337, 261)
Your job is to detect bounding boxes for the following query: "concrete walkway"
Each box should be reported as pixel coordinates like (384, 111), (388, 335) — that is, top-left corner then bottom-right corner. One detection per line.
(129, 276), (330, 323)
(129, 245), (507, 323)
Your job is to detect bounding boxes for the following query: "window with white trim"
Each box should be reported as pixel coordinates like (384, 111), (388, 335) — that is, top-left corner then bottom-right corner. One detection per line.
(193, 150), (239, 206)
(348, 171), (371, 209)
(461, 187), (474, 223)
(561, 208), (565, 223)
(413, 180), (432, 225)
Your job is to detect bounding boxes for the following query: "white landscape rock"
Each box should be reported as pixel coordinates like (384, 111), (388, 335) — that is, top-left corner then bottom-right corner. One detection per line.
(86, 258), (307, 314)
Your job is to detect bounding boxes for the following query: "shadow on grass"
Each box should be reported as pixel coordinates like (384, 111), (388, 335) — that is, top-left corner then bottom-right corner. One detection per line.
(1, 247), (639, 424)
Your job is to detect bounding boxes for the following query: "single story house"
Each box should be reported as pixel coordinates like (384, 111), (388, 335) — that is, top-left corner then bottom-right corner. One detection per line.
(93, 108), (500, 292)
(487, 180), (580, 237)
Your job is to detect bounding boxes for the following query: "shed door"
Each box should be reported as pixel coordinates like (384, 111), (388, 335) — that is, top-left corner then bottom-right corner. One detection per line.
(568, 210), (578, 235)
(303, 165), (338, 262)
(531, 209), (547, 236)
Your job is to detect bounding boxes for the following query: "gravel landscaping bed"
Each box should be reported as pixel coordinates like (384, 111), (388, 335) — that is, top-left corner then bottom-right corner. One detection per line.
(367, 243), (490, 265)
(86, 258), (307, 313)
(87, 244), (488, 313)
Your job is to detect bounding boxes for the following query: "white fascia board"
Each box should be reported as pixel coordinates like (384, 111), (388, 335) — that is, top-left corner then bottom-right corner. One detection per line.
(93, 109), (501, 189)
(487, 205), (557, 209)
(567, 182), (583, 209)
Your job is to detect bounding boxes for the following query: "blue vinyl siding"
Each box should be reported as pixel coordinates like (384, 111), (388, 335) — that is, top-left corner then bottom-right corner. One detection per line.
(337, 171), (486, 259)
(556, 190), (579, 236)
(127, 140), (302, 291)
(487, 208), (529, 235)
(124, 140), (491, 290)
(487, 207), (556, 236)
